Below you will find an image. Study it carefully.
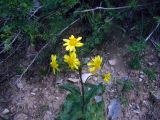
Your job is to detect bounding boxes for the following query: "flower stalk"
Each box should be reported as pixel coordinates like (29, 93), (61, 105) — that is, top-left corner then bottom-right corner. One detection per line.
(78, 67), (85, 113)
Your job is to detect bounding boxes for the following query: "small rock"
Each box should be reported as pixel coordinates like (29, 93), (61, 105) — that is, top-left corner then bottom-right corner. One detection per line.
(56, 79), (63, 84)
(150, 90), (160, 102)
(133, 110), (140, 114)
(140, 71), (144, 74)
(68, 78), (79, 83)
(2, 109), (9, 114)
(140, 75), (144, 79)
(82, 73), (92, 83)
(148, 62), (153, 66)
(31, 92), (36, 96)
(139, 78), (143, 82)
(16, 82), (23, 89)
(109, 59), (117, 66)
(108, 99), (122, 120)
(94, 96), (102, 103)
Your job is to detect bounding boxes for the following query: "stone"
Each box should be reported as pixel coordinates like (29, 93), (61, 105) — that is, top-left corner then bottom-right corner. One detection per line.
(140, 75), (144, 79)
(16, 81), (23, 89)
(82, 73), (92, 83)
(31, 92), (36, 96)
(94, 96), (102, 103)
(2, 109), (9, 114)
(109, 59), (117, 66)
(68, 78), (79, 83)
(150, 90), (160, 102)
(56, 79), (63, 84)
(148, 62), (153, 66)
(139, 78), (143, 82)
(108, 99), (122, 120)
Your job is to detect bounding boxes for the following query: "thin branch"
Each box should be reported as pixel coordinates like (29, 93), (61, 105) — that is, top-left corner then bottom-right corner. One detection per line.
(0, 31), (21, 54)
(16, 18), (80, 83)
(75, 1), (160, 13)
(145, 23), (160, 42)
(30, 6), (43, 18)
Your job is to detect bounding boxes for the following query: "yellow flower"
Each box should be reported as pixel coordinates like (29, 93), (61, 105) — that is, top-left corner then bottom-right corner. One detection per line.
(103, 72), (112, 84)
(63, 35), (83, 52)
(50, 55), (59, 74)
(87, 55), (102, 73)
(64, 52), (80, 70)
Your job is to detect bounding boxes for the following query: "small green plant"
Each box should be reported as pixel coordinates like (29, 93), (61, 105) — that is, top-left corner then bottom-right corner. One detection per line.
(128, 41), (146, 53)
(118, 95), (129, 107)
(122, 80), (132, 92)
(143, 68), (157, 81)
(129, 56), (142, 70)
(117, 79), (133, 92)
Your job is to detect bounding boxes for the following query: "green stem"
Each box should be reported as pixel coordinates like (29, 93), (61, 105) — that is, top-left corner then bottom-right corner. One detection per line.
(79, 67), (85, 113)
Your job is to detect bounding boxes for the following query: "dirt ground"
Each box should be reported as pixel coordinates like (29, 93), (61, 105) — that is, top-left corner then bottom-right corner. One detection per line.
(0, 28), (160, 120)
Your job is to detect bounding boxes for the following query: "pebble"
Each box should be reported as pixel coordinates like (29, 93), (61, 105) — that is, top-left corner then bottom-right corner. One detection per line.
(139, 78), (143, 82)
(82, 73), (92, 83)
(109, 59), (117, 66)
(140, 75), (144, 79)
(16, 82), (23, 89)
(31, 92), (36, 96)
(108, 99), (122, 120)
(95, 96), (102, 103)
(150, 90), (160, 102)
(67, 78), (79, 83)
(2, 108), (9, 114)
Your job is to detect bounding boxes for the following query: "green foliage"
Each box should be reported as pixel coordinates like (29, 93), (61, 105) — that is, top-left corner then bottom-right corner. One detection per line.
(118, 95), (129, 107)
(84, 101), (105, 120)
(128, 41), (146, 53)
(122, 80), (132, 92)
(129, 0), (138, 10)
(129, 56), (142, 70)
(143, 68), (157, 81)
(57, 83), (104, 120)
(154, 16), (160, 23)
(117, 79), (133, 92)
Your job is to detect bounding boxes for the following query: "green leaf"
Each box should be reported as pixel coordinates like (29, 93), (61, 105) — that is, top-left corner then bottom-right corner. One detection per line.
(60, 83), (81, 95)
(84, 84), (101, 105)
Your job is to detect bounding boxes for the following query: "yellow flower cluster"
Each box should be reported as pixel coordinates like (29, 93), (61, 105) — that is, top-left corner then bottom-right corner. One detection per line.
(50, 55), (59, 74)
(87, 55), (102, 73)
(64, 52), (80, 70)
(50, 34), (112, 83)
(103, 72), (111, 84)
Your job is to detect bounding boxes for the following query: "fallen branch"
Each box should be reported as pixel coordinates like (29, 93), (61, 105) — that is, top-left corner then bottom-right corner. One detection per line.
(75, 1), (160, 13)
(16, 18), (80, 83)
(145, 23), (160, 42)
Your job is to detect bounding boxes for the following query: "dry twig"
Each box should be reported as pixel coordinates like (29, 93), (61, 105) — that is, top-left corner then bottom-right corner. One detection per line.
(75, 1), (160, 13)
(145, 23), (160, 42)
